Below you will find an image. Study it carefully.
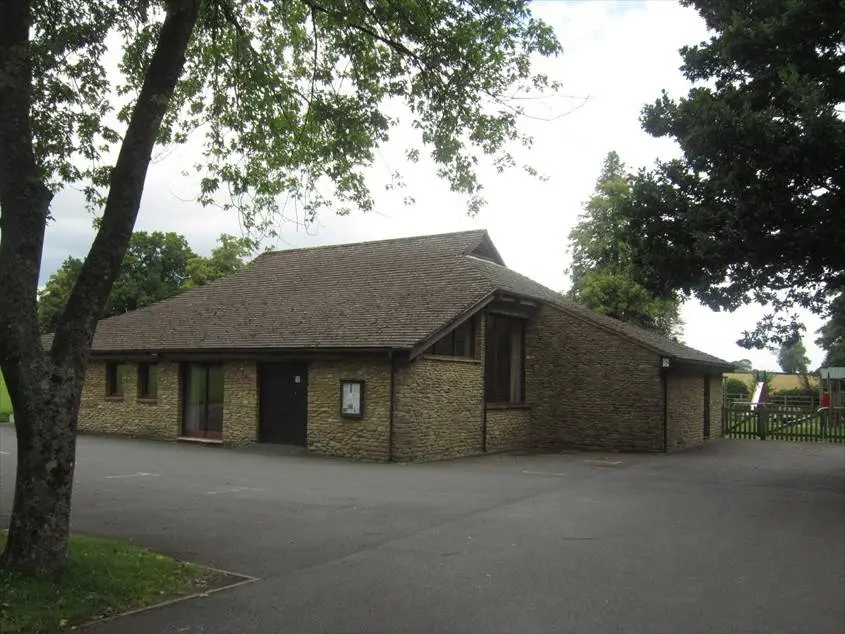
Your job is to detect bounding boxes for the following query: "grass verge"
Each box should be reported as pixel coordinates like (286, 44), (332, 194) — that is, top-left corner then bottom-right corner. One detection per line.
(0, 532), (225, 633)
(0, 370), (10, 422)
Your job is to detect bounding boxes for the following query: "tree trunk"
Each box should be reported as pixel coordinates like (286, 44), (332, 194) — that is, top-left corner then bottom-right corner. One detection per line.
(0, 0), (200, 575)
(0, 363), (82, 575)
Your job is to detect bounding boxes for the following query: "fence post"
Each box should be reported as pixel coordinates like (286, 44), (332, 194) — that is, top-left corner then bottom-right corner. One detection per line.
(757, 403), (768, 440)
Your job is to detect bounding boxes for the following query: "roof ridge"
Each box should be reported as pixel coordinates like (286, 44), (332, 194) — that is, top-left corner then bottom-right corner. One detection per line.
(258, 228), (489, 259)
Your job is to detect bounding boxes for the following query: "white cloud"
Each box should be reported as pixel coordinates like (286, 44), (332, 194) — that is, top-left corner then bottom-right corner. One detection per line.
(42, 0), (827, 371)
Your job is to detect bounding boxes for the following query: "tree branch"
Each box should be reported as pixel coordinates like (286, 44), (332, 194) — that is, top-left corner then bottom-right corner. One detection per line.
(0, 0), (52, 368)
(301, 0), (441, 79)
(51, 0), (202, 366)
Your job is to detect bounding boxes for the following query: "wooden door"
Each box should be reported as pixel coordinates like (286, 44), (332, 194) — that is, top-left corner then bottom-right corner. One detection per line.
(259, 363), (308, 445)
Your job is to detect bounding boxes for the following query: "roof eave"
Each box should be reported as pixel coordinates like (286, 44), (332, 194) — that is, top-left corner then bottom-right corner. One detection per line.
(408, 291), (498, 360)
(669, 357), (734, 372)
(87, 346), (413, 360)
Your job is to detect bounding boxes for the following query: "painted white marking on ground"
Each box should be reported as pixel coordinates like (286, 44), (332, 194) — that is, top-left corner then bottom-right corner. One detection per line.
(206, 486), (264, 495)
(583, 459), (623, 465)
(0, 450), (9, 456)
(521, 470), (567, 477)
(105, 472), (160, 479)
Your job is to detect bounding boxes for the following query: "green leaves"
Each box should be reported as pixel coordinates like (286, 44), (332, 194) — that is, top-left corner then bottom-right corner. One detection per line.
(566, 151), (683, 338)
(777, 338), (810, 375)
(816, 293), (845, 368)
(37, 231), (256, 333)
(31, 0), (560, 232)
(623, 0), (844, 348)
(184, 233), (256, 287)
(27, 1), (560, 229)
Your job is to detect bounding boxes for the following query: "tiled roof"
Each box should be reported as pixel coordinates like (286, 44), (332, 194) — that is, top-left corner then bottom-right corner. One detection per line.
(62, 229), (728, 366)
(465, 256), (731, 367)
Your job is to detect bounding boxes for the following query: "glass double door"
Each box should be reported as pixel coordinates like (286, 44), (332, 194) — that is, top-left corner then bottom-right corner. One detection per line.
(182, 364), (223, 439)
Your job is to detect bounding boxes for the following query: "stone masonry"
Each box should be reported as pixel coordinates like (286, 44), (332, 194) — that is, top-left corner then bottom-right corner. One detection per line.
(709, 375), (723, 438)
(526, 305), (665, 452)
(485, 407), (531, 453)
(77, 307), (723, 458)
(392, 356), (484, 461)
(307, 360), (392, 461)
(222, 362), (258, 444)
(666, 372), (705, 450)
(79, 361), (180, 439)
(80, 360), (258, 445)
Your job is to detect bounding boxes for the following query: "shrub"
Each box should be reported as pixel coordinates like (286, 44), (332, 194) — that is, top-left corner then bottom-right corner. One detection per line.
(772, 387), (817, 398)
(725, 377), (750, 398)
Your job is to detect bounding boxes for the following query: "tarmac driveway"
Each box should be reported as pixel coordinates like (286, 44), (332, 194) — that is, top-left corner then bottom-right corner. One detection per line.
(1, 427), (843, 633)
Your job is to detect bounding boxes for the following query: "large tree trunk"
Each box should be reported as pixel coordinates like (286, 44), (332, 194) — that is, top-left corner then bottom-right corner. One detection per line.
(0, 0), (201, 575)
(0, 362), (83, 574)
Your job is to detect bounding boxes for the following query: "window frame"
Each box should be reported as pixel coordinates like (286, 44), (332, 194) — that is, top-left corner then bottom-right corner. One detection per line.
(426, 318), (476, 359)
(138, 362), (158, 401)
(105, 362), (127, 399)
(181, 363), (224, 440)
(484, 313), (526, 405)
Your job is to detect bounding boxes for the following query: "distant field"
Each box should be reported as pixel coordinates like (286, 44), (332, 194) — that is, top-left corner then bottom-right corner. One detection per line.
(725, 372), (819, 392)
(0, 370), (11, 419)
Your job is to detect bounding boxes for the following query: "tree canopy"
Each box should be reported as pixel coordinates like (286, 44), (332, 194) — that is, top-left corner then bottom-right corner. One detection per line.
(731, 359), (753, 373)
(37, 232), (254, 333)
(0, 0), (562, 575)
(184, 233), (255, 288)
(566, 151), (682, 337)
(816, 293), (845, 368)
(621, 0), (844, 349)
(777, 338), (810, 375)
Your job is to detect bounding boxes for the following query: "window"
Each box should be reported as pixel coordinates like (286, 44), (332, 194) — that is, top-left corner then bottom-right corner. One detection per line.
(105, 362), (128, 398)
(182, 364), (224, 439)
(138, 363), (158, 400)
(427, 319), (475, 358)
(485, 314), (525, 404)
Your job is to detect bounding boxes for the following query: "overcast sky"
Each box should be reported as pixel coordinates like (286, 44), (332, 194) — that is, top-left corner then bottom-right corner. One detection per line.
(40, 0), (826, 370)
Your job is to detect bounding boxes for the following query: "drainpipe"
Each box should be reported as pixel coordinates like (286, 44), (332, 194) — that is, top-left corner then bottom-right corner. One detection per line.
(388, 350), (395, 462)
(481, 315), (488, 453)
(482, 400), (488, 453)
(662, 367), (669, 453)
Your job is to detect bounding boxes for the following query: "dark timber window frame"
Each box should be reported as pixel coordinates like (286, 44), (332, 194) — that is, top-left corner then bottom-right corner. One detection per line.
(485, 313), (526, 405)
(181, 363), (224, 440)
(138, 362), (158, 401)
(105, 362), (127, 399)
(426, 318), (476, 358)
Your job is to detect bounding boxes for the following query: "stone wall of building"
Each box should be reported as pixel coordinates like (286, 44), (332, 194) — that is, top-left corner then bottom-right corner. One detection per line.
(525, 305), (665, 452)
(666, 372), (705, 450)
(307, 359), (392, 461)
(391, 313), (486, 462)
(709, 375), (724, 439)
(223, 361), (258, 444)
(392, 356), (484, 462)
(485, 407), (531, 453)
(78, 361), (180, 439)
(665, 371), (725, 449)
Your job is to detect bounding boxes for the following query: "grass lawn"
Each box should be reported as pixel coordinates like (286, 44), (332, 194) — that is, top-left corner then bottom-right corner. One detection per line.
(0, 370), (10, 422)
(0, 532), (225, 633)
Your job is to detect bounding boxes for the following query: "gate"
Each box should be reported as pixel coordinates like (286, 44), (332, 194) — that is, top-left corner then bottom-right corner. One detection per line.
(722, 402), (845, 443)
